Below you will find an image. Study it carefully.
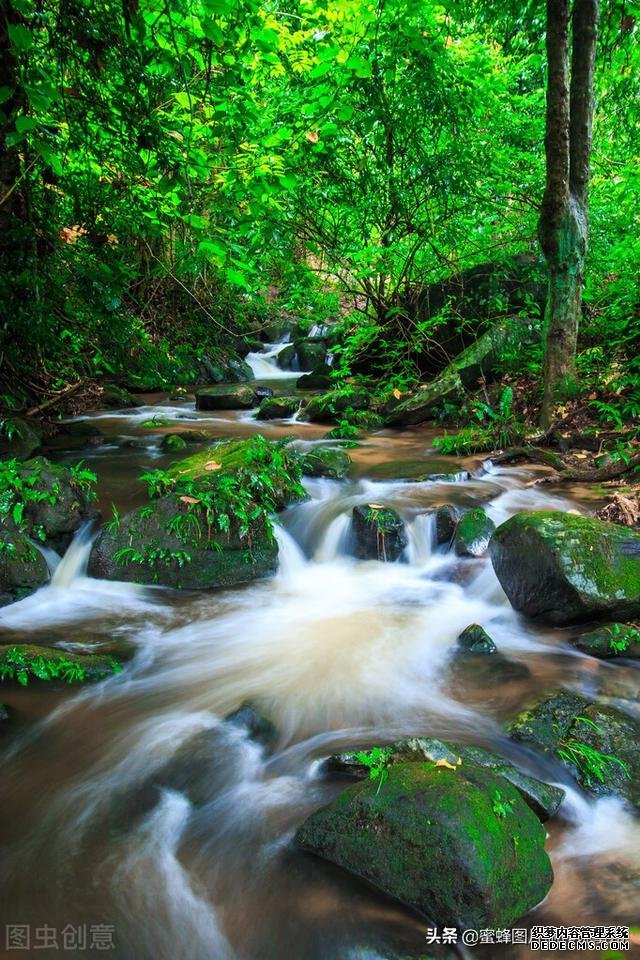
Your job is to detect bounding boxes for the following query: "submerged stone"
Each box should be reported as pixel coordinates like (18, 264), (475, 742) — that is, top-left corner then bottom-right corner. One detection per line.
(489, 511), (640, 625)
(300, 447), (352, 480)
(352, 504), (407, 562)
(296, 761), (553, 928)
(454, 508), (495, 557)
(224, 702), (277, 748)
(161, 434), (188, 452)
(508, 692), (640, 809)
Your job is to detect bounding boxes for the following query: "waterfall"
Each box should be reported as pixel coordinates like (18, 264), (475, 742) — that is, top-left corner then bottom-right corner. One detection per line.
(245, 341), (299, 380)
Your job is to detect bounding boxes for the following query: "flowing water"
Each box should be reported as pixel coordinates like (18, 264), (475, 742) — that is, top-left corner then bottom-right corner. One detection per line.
(0, 388), (639, 960)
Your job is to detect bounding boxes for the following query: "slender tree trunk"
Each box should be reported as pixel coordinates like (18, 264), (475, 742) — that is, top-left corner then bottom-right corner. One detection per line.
(539, 0), (598, 428)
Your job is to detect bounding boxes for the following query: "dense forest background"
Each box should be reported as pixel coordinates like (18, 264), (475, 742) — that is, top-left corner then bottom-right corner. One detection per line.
(0, 0), (638, 455)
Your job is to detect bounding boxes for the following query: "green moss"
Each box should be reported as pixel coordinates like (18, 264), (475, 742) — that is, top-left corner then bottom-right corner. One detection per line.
(0, 644), (122, 684)
(296, 761), (552, 928)
(454, 508), (495, 557)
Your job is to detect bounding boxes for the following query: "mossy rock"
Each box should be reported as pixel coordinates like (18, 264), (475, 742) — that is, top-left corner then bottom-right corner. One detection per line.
(295, 339), (328, 371)
(0, 521), (50, 607)
(297, 373), (332, 390)
(326, 737), (564, 822)
(367, 459), (468, 484)
(454, 508), (495, 557)
(0, 418), (42, 460)
(100, 385), (142, 409)
(0, 644), (122, 684)
(300, 447), (352, 480)
(199, 356), (253, 383)
(166, 438), (305, 510)
(296, 761), (553, 928)
(276, 344), (296, 370)
(571, 623), (640, 660)
(161, 434), (188, 452)
(352, 504), (407, 562)
(489, 511), (640, 625)
(195, 385), (258, 410)
(14, 456), (98, 552)
(304, 389), (371, 424)
(88, 497), (278, 590)
(256, 396), (300, 420)
(457, 624), (497, 654)
(508, 692), (640, 809)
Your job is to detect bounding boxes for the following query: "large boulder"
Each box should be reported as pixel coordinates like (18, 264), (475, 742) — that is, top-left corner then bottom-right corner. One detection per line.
(199, 356), (253, 383)
(326, 737), (564, 822)
(383, 320), (536, 427)
(0, 522), (49, 607)
(509, 692), (640, 810)
(99, 384), (142, 409)
(195, 385), (258, 410)
(296, 761), (553, 928)
(352, 504), (407, 561)
(454, 508), (495, 557)
(89, 438), (304, 589)
(489, 511), (640, 625)
(435, 504), (463, 545)
(295, 339), (328, 371)
(88, 496), (278, 590)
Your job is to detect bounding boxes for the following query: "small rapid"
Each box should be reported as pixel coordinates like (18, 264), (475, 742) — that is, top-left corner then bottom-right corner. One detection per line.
(0, 434), (638, 960)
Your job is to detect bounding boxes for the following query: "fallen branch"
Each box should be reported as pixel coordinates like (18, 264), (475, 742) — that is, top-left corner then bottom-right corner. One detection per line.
(543, 452), (640, 483)
(490, 446), (567, 471)
(24, 380), (85, 418)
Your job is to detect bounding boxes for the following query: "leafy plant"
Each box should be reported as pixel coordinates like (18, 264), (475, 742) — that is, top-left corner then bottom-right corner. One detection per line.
(556, 717), (632, 787)
(0, 646), (121, 685)
(350, 746), (394, 795)
(491, 789), (515, 819)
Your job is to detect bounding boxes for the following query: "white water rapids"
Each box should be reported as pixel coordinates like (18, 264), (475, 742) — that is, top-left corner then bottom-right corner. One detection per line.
(0, 436), (639, 960)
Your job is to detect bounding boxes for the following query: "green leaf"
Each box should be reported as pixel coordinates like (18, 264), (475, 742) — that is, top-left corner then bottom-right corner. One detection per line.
(8, 23), (33, 52)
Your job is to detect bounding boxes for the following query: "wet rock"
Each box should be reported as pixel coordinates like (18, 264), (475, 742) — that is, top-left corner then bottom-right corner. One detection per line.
(43, 421), (104, 453)
(295, 340), (328, 371)
(0, 418), (42, 460)
(195, 385), (258, 410)
(453, 652), (531, 685)
(304, 389), (370, 424)
(0, 703), (9, 723)
(571, 623), (640, 660)
(367, 460), (468, 484)
(300, 447), (352, 480)
(326, 738), (564, 822)
(224, 702), (277, 748)
(256, 396), (300, 420)
(254, 387), (274, 400)
(489, 511), (640, 625)
(89, 496), (278, 590)
(296, 761), (553, 928)
(508, 692), (640, 809)
(199, 356), (253, 383)
(100, 384), (142, 409)
(0, 522), (50, 607)
(161, 434), (188, 452)
(457, 623), (497, 654)
(3, 457), (98, 554)
(276, 344), (296, 370)
(352, 504), (407, 562)
(0, 643), (122, 683)
(454, 508), (495, 557)
(434, 504), (463, 545)
(297, 372), (332, 390)
(89, 439), (304, 589)
(170, 429), (211, 444)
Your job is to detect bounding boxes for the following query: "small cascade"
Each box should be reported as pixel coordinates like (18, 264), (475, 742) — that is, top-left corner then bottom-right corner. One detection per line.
(314, 512), (352, 561)
(274, 524), (307, 577)
(405, 512), (436, 566)
(50, 522), (96, 587)
(245, 341), (299, 380)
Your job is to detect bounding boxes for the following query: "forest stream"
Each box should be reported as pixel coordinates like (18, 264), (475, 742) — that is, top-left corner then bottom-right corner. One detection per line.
(0, 351), (639, 960)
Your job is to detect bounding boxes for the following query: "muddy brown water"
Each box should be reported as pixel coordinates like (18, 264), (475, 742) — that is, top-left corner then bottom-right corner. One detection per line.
(0, 381), (638, 960)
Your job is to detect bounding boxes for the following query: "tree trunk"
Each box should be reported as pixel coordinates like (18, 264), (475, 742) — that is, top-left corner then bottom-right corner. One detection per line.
(0, 1), (25, 255)
(539, 0), (598, 429)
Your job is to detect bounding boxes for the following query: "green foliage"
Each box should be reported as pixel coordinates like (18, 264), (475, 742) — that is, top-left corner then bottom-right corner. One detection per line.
(607, 624), (640, 655)
(433, 387), (526, 455)
(0, 646), (121, 685)
(555, 717), (632, 788)
(491, 789), (515, 819)
(350, 746), (394, 795)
